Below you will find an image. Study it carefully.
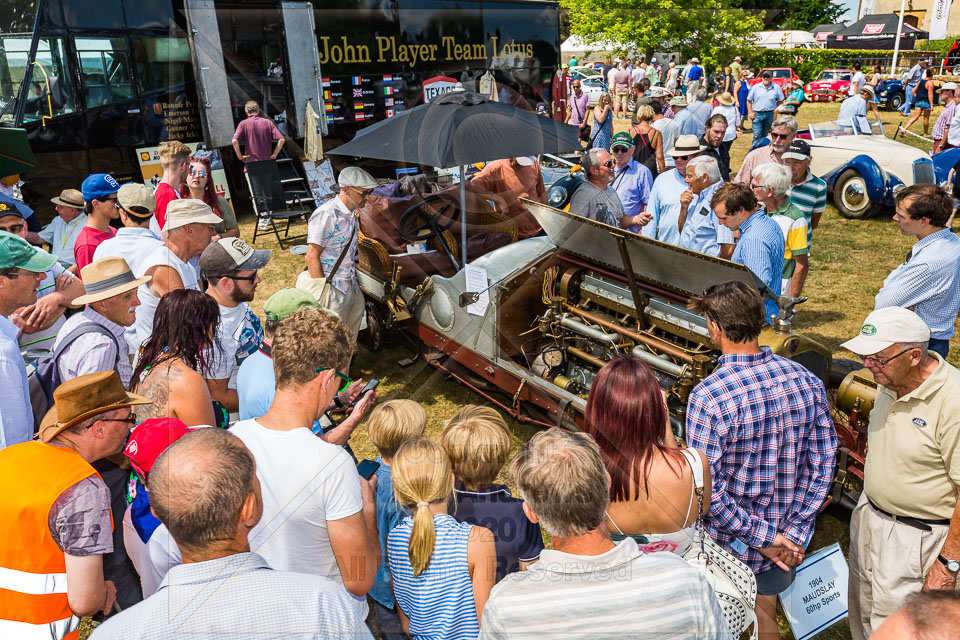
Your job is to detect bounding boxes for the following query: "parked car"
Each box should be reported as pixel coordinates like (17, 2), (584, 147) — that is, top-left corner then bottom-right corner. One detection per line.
(579, 74), (608, 106)
(748, 67), (799, 88)
(804, 69), (853, 102)
(569, 66), (601, 80)
(874, 76), (945, 110)
(800, 120), (942, 219)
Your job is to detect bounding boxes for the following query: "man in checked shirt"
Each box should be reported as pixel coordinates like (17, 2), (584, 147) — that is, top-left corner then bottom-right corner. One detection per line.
(686, 280), (837, 640)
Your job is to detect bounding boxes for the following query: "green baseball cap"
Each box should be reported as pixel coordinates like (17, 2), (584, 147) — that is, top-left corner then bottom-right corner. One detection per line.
(611, 132), (633, 148)
(264, 287), (321, 322)
(0, 231), (57, 272)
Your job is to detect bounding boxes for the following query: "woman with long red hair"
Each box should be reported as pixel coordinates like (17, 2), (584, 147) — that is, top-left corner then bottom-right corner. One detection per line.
(583, 355), (712, 554)
(180, 156), (239, 237)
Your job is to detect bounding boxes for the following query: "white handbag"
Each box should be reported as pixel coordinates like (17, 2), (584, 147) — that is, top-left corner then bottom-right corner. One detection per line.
(679, 449), (759, 639)
(296, 226), (357, 308)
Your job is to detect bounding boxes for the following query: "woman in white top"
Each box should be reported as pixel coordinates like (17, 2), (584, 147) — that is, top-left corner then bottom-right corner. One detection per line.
(665, 61), (679, 92)
(582, 356), (712, 555)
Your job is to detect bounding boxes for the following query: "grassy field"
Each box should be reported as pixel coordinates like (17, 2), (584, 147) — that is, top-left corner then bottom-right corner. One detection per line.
(230, 99), (952, 639)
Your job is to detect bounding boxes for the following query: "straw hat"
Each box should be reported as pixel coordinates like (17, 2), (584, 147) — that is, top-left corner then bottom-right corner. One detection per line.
(72, 256), (151, 306)
(717, 92), (735, 106)
(38, 371), (152, 442)
(50, 189), (84, 209)
(164, 199), (224, 230)
(667, 135), (707, 157)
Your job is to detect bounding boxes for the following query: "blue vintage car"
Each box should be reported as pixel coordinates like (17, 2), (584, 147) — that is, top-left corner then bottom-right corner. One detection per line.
(874, 78), (906, 110)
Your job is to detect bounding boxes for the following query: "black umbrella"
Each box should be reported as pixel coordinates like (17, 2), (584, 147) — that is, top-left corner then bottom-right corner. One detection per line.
(329, 89), (583, 268)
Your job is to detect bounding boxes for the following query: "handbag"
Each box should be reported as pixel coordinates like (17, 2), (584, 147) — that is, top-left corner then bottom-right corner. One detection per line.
(296, 223), (358, 308)
(680, 449), (759, 639)
(574, 98), (591, 142)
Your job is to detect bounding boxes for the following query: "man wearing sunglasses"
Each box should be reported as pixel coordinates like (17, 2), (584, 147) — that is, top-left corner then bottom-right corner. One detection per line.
(841, 307), (960, 639)
(569, 149), (630, 229)
(0, 371), (150, 638)
(303, 166), (377, 348)
(734, 115), (797, 185)
(74, 173), (120, 273)
(199, 238), (272, 414)
(230, 307), (379, 623)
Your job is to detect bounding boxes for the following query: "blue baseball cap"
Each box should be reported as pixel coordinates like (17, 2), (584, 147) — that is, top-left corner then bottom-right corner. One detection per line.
(81, 174), (120, 202)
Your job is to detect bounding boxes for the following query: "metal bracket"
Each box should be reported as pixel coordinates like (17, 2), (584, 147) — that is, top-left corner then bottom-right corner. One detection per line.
(615, 234), (648, 331)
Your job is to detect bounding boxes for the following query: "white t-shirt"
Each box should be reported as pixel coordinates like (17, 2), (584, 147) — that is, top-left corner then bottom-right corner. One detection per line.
(949, 107), (960, 146)
(849, 71), (865, 95)
(133, 245), (201, 353)
(207, 301), (263, 388)
(229, 418), (367, 618)
(122, 506), (181, 597)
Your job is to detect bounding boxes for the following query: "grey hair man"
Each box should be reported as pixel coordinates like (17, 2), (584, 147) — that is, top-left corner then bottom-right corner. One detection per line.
(90, 428), (373, 639)
(735, 114), (798, 184)
(872, 591), (960, 640)
(568, 148), (627, 229)
(751, 162), (809, 297)
(477, 429), (728, 639)
(679, 155), (734, 258)
(842, 307), (960, 640)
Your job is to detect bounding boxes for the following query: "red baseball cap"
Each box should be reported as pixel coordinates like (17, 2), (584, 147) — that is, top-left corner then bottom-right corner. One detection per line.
(124, 418), (191, 477)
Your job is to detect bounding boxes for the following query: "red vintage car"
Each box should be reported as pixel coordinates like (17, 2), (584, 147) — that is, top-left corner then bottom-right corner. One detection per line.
(748, 67), (800, 87)
(804, 69), (854, 102)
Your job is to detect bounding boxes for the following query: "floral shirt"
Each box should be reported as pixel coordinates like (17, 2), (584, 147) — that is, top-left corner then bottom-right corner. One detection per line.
(307, 195), (360, 293)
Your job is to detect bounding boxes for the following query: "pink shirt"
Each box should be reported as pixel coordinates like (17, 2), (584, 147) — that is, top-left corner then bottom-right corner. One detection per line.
(615, 70), (631, 90)
(568, 90), (591, 125)
(74, 226), (117, 274)
(233, 114), (282, 162)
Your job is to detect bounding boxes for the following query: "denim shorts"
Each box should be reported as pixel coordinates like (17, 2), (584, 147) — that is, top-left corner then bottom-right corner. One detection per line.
(755, 564), (797, 596)
(915, 100), (932, 110)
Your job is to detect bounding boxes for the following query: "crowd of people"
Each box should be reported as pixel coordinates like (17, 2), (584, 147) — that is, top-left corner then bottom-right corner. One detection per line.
(0, 53), (959, 640)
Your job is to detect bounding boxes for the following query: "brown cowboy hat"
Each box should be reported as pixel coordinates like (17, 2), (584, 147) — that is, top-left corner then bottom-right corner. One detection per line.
(39, 371), (151, 443)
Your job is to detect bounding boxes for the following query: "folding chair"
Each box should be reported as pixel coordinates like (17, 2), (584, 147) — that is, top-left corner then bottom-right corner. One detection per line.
(245, 159), (310, 249)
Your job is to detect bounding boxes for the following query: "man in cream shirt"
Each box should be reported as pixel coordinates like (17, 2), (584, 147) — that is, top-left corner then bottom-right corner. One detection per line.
(841, 307), (960, 640)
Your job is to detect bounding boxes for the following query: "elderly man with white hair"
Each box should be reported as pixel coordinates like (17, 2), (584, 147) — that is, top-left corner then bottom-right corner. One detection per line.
(751, 162), (809, 297)
(735, 115), (798, 184)
(679, 155), (735, 258)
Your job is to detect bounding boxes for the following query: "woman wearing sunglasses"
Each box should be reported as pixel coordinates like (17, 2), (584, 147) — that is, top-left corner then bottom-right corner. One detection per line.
(180, 156), (240, 238)
(132, 289), (223, 427)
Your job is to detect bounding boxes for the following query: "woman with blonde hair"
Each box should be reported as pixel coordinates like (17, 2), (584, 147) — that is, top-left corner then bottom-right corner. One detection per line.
(630, 104), (664, 175)
(589, 92), (613, 150)
(387, 438), (497, 639)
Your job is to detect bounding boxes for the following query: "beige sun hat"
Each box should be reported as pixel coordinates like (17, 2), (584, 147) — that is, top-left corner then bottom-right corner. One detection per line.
(71, 256), (151, 306)
(164, 199), (223, 230)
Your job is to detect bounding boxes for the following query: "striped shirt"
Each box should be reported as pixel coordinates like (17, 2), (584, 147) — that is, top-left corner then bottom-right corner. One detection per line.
(875, 228), (960, 340)
(478, 537), (729, 639)
(933, 100), (957, 141)
(787, 173), (827, 245)
(732, 210), (785, 320)
(388, 514), (479, 640)
(766, 199), (808, 279)
(54, 307), (131, 388)
(686, 347), (837, 573)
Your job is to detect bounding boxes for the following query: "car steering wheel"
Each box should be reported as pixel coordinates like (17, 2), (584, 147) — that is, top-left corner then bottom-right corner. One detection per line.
(398, 193), (463, 269)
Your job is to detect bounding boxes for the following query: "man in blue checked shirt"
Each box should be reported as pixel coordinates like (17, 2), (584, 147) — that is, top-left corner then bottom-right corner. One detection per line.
(686, 280), (837, 640)
(875, 183), (960, 359)
(711, 182), (784, 320)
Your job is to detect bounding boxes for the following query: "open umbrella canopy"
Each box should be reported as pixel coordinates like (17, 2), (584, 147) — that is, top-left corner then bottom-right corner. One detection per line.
(328, 90), (583, 167)
(0, 193), (34, 219)
(0, 128), (40, 177)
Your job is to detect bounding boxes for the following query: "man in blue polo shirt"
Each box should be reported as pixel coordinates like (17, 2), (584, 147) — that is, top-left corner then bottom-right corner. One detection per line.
(679, 156), (735, 258)
(711, 182), (785, 320)
(874, 183), (960, 358)
(610, 132), (654, 234)
(643, 135), (704, 245)
(747, 72), (784, 147)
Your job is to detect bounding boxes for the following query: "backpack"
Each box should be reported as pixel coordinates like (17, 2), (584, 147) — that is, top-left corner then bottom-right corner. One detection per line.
(28, 322), (121, 428)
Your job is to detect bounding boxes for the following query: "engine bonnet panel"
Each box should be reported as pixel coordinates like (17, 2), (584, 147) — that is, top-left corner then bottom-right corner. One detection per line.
(523, 199), (758, 299)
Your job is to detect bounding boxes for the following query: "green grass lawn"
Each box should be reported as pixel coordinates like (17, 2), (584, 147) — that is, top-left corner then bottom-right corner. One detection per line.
(224, 98), (957, 640)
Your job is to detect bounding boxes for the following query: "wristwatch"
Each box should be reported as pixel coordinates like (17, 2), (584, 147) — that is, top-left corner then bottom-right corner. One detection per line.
(333, 395), (345, 409)
(938, 554), (960, 574)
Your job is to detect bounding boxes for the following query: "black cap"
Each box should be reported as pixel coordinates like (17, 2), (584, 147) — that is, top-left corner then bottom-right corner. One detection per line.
(782, 139), (811, 161)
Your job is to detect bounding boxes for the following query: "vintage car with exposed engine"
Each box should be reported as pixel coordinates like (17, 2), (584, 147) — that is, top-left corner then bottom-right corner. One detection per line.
(353, 191), (876, 509)
(804, 68), (853, 102)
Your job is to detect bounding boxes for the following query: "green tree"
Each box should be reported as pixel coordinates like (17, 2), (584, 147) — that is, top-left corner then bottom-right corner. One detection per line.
(787, 0), (846, 30)
(560, 0), (765, 68)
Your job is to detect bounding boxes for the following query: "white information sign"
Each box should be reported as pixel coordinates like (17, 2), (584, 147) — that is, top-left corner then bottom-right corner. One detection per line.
(463, 265), (490, 316)
(779, 543), (849, 640)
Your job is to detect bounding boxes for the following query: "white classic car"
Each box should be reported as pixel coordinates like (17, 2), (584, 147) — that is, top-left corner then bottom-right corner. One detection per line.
(800, 120), (942, 219)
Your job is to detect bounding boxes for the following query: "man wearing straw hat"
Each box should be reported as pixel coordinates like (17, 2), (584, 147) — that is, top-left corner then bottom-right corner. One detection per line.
(40, 188), (87, 269)
(0, 371), (151, 639)
(54, 256), (150, 389)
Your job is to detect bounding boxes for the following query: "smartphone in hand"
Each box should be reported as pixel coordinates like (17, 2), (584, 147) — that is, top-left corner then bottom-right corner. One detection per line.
(350, 378), (380, 406)
(357, 459), (381, 480)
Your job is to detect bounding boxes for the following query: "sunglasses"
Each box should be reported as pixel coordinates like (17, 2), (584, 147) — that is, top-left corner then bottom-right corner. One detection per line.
(2, 269), (39, 279)
(223, 272), (258, 282)
(349, 186), (373, 197)
(602, 160), (615, 168)
(314, 367), (353, 392)
(0, 224), (25, 234)
(612, 146), (630, 153)
(190, 170), (209, 177)
(770, 132), (790, 140)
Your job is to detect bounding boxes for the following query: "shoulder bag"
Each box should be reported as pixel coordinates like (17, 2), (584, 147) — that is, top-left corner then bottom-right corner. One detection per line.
(296, 223), (358, 308)
(573, 97), (591, 143)
(680, 449), (759, 639)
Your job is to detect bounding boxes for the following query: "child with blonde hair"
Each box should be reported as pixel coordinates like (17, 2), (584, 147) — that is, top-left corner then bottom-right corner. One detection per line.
(366, 400), (427, 639)
(387, 438), (496, 640)
(441, 405), (544, 582)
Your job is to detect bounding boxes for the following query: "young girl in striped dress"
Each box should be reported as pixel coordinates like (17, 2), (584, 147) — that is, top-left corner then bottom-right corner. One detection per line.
(387, 438), (496, 640)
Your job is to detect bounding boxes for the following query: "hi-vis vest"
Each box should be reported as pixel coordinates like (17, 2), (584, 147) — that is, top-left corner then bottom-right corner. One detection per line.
(0, 441), (103, 640)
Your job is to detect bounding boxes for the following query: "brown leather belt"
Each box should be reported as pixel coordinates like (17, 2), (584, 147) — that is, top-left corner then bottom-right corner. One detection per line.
(867, 497), (951, 532)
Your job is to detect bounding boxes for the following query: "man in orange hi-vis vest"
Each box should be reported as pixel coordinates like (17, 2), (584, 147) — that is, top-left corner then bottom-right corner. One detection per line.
(0, 371), (150, 639)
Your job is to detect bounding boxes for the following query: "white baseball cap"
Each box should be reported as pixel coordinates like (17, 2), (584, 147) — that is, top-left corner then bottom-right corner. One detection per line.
(841, 307), (931, 356)
(515, 156), (536, 166)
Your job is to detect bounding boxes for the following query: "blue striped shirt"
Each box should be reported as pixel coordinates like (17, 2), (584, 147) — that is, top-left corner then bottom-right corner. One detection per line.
(732, 210), (785, 320)
(388, 514), (478, 640)
(875, 228), (960, 339)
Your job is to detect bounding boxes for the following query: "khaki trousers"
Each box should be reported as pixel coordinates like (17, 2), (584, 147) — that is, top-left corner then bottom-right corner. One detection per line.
(327, 285), (365, 346)
(848, 493), (949, 640)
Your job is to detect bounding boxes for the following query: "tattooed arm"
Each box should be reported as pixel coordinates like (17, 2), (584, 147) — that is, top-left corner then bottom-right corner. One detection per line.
(134, 362), (216, 427)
